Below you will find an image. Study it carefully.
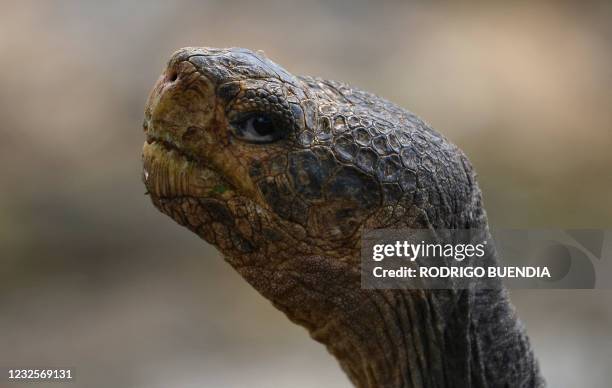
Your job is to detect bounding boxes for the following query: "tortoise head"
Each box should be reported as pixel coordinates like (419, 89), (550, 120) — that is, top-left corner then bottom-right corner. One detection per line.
(142, 48), (490, 387)
(141, 47), (413, 263)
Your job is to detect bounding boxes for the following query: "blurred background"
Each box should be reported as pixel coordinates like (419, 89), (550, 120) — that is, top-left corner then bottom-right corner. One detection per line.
(1, 1), (611, 387)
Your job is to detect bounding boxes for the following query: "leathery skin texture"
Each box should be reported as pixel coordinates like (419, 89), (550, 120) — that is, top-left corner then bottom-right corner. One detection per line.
(142, 47), (544, 388)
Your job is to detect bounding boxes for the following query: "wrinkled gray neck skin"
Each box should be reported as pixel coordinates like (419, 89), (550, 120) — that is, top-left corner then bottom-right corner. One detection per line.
(143, 48), (544, 388)
(230, 208), (544, 388)
(232, 195), (544, 388)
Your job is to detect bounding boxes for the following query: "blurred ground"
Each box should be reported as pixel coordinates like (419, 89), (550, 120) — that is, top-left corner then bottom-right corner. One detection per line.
(0, 1), (611, 387)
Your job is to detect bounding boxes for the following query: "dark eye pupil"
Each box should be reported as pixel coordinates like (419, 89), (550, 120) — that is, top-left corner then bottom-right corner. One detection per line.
(231, 113), (286, 143)
(252, 115), (275, 136)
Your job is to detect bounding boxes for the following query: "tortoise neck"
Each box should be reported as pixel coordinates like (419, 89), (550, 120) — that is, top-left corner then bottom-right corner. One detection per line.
(315, 288), (544, 388)
(318, 289), (455, 388)
(311, 290), (543, 388)
(229, 253), (543, 388)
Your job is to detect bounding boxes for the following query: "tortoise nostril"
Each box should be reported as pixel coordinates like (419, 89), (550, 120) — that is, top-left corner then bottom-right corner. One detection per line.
(168, 70), (178, 82)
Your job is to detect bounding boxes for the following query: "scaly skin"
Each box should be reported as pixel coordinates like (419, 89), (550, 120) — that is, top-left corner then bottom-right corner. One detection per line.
(142, 47), (544, 388)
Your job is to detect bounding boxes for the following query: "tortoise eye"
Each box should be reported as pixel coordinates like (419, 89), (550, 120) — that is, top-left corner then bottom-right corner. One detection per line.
(231, 113), (286, 143)
(249, 115), (275, 136)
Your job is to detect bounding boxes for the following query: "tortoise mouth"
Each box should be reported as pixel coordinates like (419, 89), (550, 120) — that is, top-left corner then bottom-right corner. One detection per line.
(142, 139), (234, 199)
